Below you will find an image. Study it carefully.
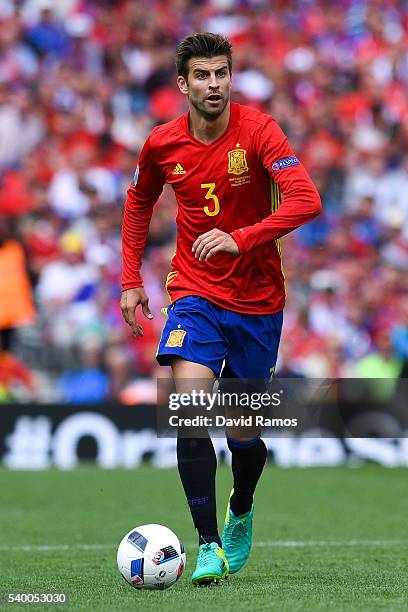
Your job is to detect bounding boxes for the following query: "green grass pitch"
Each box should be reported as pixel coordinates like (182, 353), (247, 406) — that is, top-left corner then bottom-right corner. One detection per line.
(1, 465), (407, 611)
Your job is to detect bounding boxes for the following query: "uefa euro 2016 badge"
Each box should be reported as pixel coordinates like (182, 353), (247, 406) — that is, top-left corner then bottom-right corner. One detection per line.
(165, 329), (187, 347)
(227, 144), (249, 175)
(271, 156), (300, 173)
(133, 164), (139, 186)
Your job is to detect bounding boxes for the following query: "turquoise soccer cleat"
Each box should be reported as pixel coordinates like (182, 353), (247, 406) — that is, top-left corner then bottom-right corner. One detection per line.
(221, 491), (254, 574)
(191, 542), (229, 586)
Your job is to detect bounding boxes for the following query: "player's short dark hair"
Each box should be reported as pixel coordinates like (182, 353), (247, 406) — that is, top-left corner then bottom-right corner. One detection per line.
(175, 32), (232, 81)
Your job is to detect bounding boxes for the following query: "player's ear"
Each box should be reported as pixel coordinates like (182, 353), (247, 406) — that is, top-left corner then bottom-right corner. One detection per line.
(177, 75), (189, 95)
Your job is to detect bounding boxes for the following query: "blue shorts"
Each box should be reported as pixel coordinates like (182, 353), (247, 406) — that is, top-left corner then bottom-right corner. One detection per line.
(156, 296), (283, 378)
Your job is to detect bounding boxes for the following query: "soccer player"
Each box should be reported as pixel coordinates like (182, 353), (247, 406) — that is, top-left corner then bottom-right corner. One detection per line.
(121, 32), (321, 585)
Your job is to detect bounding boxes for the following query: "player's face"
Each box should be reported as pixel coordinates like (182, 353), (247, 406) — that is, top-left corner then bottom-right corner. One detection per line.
(178, 56), (231, 120)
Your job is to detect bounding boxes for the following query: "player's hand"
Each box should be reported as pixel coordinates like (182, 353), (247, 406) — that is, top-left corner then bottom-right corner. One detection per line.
(192, 228), (240, 261)
(120, 287), (153, 337)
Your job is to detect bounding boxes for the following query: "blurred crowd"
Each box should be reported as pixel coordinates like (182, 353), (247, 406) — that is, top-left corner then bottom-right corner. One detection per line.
(1, 0), (408, 403)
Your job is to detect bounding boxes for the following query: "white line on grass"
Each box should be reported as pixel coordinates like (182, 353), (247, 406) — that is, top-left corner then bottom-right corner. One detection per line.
(0, 540), (407, 552)
(0, 544), (111, 552)
(253, 540), (408, 547)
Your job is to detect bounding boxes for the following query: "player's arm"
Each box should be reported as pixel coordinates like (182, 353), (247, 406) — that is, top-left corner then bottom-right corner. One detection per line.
(230, 119), (322, 254)
(121, 135), (164, 336)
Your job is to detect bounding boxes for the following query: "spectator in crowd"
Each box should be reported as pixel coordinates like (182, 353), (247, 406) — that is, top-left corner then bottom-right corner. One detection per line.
(0, 332), (35, 402)
(392, 297), (408, 361)
(0, 218), (35, 351)
(351, 327), (403, 402)
(35, 230), (100, 349)
(57, 338), (109, 404)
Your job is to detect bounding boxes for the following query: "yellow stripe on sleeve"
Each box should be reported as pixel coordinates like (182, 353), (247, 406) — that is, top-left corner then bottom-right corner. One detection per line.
(269, 179), (286, 295)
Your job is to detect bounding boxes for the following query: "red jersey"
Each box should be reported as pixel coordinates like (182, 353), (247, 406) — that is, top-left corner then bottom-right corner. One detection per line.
(122, 102), (321, 314)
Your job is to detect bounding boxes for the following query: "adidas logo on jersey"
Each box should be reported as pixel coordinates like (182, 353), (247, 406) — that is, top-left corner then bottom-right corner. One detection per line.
(172, 163), (186, 175)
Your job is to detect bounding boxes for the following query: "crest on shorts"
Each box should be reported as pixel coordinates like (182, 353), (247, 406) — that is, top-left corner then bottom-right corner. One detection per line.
(165, 329), (187, 347)
(228, 145), (249, 175)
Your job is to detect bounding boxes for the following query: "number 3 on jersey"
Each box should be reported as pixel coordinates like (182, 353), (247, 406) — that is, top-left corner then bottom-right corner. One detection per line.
(201, 183), (220, 216)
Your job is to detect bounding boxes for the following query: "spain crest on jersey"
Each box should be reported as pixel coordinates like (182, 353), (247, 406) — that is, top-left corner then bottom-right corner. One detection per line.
(165, 329), (187, 348)
(228, 147), (249, 175)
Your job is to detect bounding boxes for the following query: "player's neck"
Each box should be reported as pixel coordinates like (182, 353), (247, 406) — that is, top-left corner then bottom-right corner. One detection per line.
(188, 103), (231, 145)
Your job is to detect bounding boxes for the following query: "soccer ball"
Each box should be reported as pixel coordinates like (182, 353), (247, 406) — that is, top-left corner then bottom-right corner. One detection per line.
(117, 524), (186, 590)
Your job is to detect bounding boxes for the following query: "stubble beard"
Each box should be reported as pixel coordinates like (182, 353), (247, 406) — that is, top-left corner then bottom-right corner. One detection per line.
(190, 92), (230, 121)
